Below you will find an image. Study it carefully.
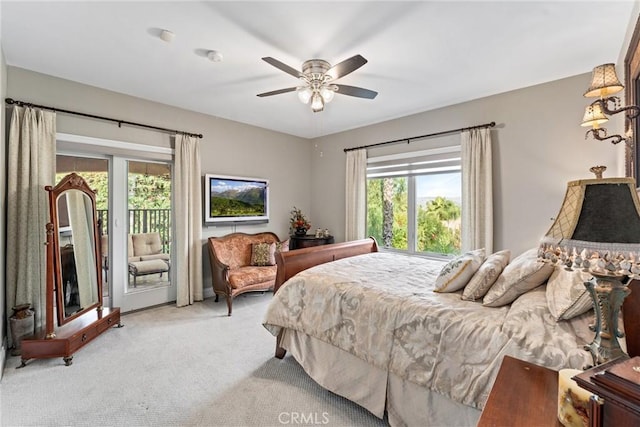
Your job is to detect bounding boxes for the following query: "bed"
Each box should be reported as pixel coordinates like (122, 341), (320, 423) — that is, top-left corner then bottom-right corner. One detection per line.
(262, 238), (640, 426)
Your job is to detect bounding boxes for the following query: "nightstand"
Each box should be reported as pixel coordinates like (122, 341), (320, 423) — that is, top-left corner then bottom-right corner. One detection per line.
(573, 356), (640, 427)
(478, 355), (562, 426)
(289, 235), (334, 250)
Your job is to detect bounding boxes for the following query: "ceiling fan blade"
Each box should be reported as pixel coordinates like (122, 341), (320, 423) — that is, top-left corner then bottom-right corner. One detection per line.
(334, 84), (378, 99)
(326, 55), (368, 80)
(262, 57), (303, 79)
(257, 87), (298, 97)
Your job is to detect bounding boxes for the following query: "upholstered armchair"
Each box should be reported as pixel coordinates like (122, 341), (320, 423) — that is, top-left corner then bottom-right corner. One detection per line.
(207, 232), (287, 316)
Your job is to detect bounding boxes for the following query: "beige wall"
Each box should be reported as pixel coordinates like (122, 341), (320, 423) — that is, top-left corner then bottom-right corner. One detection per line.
(310, 73), (622, 257)
(4, 66), (311, 301)
(6, 68), (311, 211)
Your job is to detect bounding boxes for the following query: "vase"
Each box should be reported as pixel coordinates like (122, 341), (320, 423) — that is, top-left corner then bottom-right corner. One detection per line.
(295, 227), (307, 236)
(9, 304), (34, 356)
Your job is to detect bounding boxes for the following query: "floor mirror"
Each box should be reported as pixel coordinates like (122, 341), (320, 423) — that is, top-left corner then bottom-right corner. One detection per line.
(20, 173), (121, 367)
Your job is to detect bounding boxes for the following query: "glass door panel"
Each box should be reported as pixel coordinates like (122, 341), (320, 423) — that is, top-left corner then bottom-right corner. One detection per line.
(126, 160), (172, 293)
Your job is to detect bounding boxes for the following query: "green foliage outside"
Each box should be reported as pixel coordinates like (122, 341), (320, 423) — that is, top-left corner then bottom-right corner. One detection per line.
(127, 173), (171, 210)
(416, 196), (461, 255)
(54, 172), (172, 211)
(210, 186), (265, 217)
(56, 172), (110, 210)
(367, 178), (461, 255)
(211, 197), (264, 217)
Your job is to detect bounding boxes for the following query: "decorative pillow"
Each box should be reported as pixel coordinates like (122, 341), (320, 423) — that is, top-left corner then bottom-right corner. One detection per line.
(546, 266), (594, 321)
(434, 248), (485, 293)
(250, 242), (276, 266)
(276, 239), (290, 253)
(462, 250), (511, 301)
(483, 248), (554, 307)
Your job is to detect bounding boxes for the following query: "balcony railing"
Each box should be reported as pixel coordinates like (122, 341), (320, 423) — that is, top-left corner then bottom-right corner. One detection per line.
(97, 209), (171, 254)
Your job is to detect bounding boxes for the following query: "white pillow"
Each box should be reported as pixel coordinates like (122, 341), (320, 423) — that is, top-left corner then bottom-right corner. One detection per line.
(483, 248), (554, 307)
(434, 248), (485, 293)
(462, 250), (511, 301)
(546, 266), (594, 321)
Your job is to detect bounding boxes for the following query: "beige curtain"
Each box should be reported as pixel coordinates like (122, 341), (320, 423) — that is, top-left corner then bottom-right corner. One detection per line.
(461, 128), (493, 253)
(345, 149), (367, 241)
(174, 134), (203, 306)
(6, 107), (56, 343)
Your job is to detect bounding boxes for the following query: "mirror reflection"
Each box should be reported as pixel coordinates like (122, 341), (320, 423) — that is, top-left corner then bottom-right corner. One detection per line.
(57, 190), (99, 319)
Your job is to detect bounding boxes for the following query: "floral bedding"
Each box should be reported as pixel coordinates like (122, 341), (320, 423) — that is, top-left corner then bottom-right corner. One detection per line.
(263, 252), (593, 408)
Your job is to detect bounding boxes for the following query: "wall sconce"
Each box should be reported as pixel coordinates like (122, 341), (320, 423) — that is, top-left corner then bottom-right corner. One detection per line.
(581, 63), (640, 145)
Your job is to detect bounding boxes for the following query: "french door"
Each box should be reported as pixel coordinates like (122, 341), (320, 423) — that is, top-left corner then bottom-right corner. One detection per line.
(56, 151), (175, 313)
(110, 157), (175, 311)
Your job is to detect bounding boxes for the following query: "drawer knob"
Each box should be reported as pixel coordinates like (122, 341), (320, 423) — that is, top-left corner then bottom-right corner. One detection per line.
(81, 334), (87, 342)
(107, 318), (112, 324)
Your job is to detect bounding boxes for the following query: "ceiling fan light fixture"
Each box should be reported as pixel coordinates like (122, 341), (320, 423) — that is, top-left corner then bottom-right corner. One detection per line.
(320, 86), (335, 103)
(257, 54), (377, 113)
(311, 94), (324, 112)
(297, 87), (313, 104)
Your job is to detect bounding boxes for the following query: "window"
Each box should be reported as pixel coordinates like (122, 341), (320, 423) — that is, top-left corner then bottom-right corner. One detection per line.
(366, 146), (461, 257)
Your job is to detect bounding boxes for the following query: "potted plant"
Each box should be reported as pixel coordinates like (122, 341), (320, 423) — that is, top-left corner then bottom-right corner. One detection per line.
(290, 206), (311, 236)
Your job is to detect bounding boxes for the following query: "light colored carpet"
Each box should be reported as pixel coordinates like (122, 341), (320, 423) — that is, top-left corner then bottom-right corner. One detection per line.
(0, 293), (388, 427)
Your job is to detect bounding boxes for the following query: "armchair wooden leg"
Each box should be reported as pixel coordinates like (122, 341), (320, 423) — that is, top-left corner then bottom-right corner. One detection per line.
(214, 294), (219, 303)
(226, 296), (232, 316)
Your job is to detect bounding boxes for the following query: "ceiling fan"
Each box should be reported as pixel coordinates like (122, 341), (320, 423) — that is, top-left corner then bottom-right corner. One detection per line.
(257, 54), (378, 112)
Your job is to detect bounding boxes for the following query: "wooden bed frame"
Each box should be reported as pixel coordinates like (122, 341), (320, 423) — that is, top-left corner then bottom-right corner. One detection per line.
(272, 238), (640, 360)
(273, 237), (378, 358)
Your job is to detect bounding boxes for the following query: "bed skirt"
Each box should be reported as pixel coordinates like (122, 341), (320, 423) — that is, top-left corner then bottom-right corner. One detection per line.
(280, 328), (481, 427)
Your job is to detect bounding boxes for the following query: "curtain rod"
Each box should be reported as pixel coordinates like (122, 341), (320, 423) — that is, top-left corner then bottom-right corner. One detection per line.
(343, 121), (495, 153)
(5, 98), (203, 139)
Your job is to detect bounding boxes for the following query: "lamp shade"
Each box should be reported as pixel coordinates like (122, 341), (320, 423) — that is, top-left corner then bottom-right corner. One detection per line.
(540, 177), (640, 275)
(584, 63), (624, 98)
(581, 102), (609, 128)
(320, 86), (335, 103)
(297, 87), (312, 104)
(311, 93), (324, 112)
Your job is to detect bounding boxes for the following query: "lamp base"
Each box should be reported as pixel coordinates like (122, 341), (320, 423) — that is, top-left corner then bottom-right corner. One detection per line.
(583, 273), (631, 367)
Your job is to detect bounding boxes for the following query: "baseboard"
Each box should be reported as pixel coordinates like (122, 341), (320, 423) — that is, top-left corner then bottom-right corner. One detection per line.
(203, 287), (214, 299)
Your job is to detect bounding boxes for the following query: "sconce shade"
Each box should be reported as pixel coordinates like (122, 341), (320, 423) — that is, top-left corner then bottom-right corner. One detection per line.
(584, 63), (624, 98)
(581, 102), (609, 128)
(542, 178), (640, 255)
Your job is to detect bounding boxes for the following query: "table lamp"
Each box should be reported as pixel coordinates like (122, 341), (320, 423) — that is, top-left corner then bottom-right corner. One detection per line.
(539, 167), (640, 366)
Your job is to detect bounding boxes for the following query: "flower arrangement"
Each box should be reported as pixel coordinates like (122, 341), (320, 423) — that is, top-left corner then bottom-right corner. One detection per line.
(290, 206), (311, 234)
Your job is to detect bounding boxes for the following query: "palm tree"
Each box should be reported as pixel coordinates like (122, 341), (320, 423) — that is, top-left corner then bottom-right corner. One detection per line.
(426, 196), (460, 221)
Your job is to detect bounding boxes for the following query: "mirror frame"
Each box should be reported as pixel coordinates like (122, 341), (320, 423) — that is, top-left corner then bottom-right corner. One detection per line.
(47, 172), (103, 326)
(625, 14), (640, 180)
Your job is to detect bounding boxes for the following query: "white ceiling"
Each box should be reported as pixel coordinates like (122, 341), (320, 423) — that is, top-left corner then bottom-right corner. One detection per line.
(1, 1), (637, 139)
